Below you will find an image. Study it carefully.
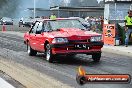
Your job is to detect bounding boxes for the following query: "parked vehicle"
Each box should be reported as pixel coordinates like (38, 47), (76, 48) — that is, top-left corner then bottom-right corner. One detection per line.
(0, 17), (13, 25)
(22, 18), (33, 27)
(19, 20), (23, 27)
(24, 18), (104, 63)
(18, 18), (34, 27)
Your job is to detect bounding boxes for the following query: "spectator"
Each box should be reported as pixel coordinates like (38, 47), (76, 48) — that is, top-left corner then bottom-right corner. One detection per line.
(124, 10), (132, 47)
(50, 13), (56, 20)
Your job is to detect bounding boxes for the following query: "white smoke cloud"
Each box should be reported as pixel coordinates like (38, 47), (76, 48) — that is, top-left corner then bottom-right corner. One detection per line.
(64, 0), (70, 3)
(60, 0), (70, 6)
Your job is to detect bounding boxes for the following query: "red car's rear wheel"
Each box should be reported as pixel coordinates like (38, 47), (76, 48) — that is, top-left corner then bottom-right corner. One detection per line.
(27, 44), (37, 56)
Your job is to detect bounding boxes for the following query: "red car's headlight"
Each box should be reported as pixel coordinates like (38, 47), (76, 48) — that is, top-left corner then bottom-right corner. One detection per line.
(52, 38), (68, 43)
(90, 36), (102, 42)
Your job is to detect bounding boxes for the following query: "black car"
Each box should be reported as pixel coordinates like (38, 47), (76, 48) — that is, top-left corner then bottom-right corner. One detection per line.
(19, 20), (23, 27)
(22, 18), (33, 27)
(0, 17), (13, 25)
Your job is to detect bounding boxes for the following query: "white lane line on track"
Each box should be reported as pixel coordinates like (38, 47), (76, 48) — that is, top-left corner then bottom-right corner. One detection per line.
(0, 77), (15, 88)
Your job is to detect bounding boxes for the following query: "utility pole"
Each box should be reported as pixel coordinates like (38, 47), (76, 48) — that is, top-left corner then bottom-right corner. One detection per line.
(34, 0), (36, 19)
(58, 0), (60, 17)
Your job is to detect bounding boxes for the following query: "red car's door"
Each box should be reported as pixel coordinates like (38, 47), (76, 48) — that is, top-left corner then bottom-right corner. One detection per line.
(29, 22), (39, 50)
(29, 34), (36, 50)
(35, 22), (45, 52)
(35, 34), (45, 52)
(35, 21), (52, 52)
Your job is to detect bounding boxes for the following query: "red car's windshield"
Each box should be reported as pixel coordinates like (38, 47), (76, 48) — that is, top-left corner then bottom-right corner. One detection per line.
(48, 19), (86, 30)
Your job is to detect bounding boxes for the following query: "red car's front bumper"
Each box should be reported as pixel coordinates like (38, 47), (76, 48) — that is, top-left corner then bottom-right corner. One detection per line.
(52, 49), (101, 55)
(51, 42), (103, 55)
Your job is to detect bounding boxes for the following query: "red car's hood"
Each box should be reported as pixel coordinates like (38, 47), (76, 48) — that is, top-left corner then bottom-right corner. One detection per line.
(45, 28), (101, 40)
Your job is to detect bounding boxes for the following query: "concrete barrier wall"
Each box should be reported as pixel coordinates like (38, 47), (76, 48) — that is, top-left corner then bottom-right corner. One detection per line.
(0, 25), (29, 32)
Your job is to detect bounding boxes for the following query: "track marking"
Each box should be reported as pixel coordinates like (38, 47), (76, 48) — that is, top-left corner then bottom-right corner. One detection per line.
(0, 77), (15, 88)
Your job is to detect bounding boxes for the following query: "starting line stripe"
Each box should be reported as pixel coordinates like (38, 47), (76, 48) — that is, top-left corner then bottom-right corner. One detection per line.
(0, 77), (15, 88)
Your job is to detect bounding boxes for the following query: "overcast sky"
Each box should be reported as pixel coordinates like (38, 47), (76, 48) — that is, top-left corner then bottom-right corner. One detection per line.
(97, 0), (103, 3)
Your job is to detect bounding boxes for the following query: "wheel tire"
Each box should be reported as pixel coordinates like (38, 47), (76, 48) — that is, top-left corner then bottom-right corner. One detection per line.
(45, 44), (54, 63)
(66, 54), (76, 58)
(92, 53), (101, 62)
(27, 44), (37, 56)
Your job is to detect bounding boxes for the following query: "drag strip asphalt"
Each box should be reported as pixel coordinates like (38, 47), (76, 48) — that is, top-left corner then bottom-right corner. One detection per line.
(0, 32), (132, 88)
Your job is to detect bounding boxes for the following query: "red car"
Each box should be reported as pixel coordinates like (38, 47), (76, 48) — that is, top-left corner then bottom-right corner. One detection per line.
(24, 18), (103, 63)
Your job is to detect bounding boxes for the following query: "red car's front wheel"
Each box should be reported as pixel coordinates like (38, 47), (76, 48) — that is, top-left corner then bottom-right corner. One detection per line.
(45, 44), (54, 63)
(92, 53), (101, 62)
